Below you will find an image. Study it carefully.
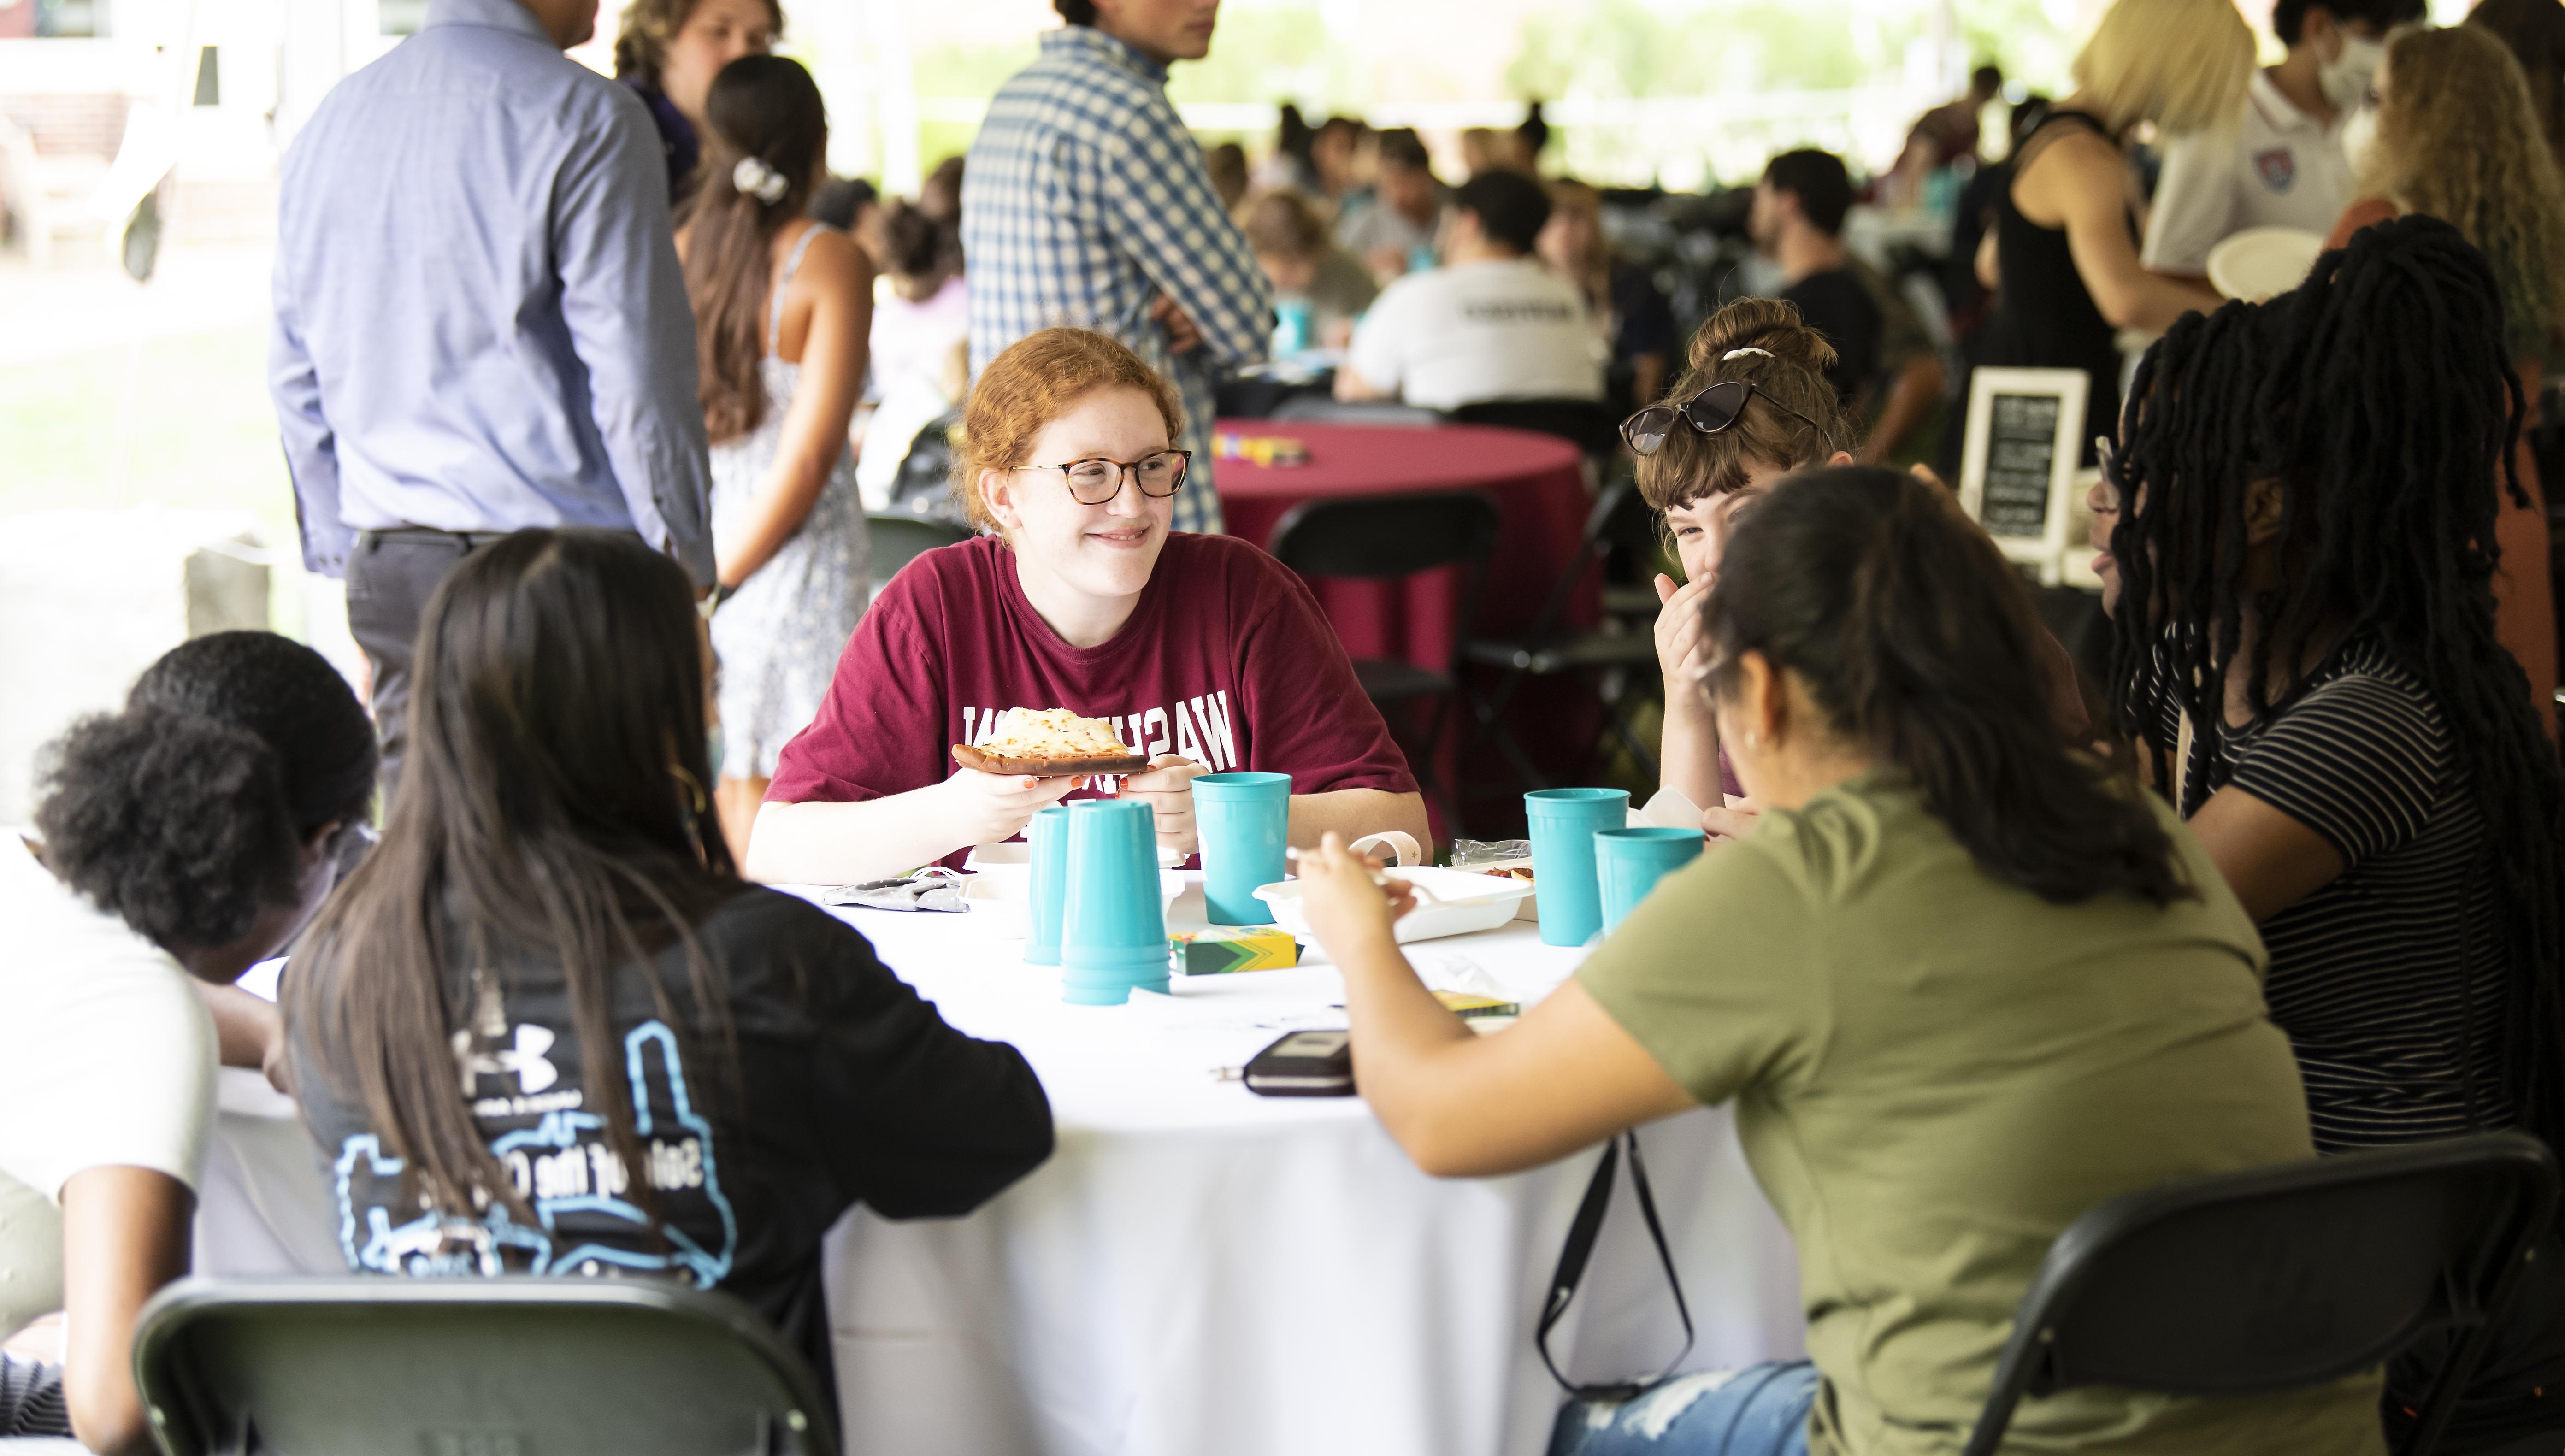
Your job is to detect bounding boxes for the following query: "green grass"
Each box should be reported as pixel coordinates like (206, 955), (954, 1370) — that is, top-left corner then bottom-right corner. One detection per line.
(0, 322), (297, 539)
(0, 322), (307, 633)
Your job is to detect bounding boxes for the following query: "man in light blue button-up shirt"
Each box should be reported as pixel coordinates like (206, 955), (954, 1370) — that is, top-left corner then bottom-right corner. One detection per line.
(271, 0), (712, 787)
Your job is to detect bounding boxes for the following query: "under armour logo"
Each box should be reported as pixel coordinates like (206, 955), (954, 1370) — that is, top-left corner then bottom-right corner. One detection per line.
(452, 1024), (559, 1094)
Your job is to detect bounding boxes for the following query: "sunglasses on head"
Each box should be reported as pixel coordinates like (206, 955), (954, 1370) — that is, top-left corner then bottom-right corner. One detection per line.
(1621, 378), (1834, 457)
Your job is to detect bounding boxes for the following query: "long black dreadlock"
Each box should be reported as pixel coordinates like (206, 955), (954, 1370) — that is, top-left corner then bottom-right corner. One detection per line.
(2106, 213), (2565, 1148)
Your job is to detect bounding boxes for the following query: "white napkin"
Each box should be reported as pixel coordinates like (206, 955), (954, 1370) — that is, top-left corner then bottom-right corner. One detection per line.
(1411, 949), (1512, 999)
(1634, 787), (1705, 830)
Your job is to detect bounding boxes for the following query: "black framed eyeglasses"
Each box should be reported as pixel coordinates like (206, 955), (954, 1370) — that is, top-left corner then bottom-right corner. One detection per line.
(1620, 379), (1833, 457)
(1015, 449), (1192, 505)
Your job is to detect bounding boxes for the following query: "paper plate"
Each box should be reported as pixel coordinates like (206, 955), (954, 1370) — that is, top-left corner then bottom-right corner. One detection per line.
(2206, 226), (2327, 303)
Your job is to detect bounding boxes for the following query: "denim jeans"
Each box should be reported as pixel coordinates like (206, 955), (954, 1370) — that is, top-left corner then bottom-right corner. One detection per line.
(1549, 1362), (1821, 1456)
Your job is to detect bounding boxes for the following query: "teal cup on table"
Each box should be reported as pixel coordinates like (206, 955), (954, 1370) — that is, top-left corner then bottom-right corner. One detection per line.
(1192, 771), (1291, 925)
(1595, 826), (1704, 932)
(1525, 788), (1630, 946)
(1023, 805), (1073, 967)
(1059, 799), (1169, 1005)
(1272, 298), (1314, 356)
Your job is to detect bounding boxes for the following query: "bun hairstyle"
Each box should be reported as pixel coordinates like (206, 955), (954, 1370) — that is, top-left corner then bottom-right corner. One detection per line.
(37, 713), (304, 953)
(878, 198), (962, 286)
(1634, 296), (1855, 513)
(36, 631), (376, 952)
(1705, 466), (2193, 907)
(954, 328), (1185, 539)
(680, 54), (828, 444)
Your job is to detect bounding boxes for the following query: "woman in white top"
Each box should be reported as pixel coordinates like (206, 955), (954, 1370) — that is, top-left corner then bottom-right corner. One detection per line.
(0, 632), (373, 1451)
(677, 54), (874, 862)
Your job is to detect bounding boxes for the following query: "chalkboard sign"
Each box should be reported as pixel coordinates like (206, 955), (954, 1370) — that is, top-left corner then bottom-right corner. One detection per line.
(1958, 367), (2090, 580)
(1981, 394), (2061, 536)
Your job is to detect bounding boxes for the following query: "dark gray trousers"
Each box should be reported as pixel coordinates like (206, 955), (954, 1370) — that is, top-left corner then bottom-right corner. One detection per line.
(344, 529), (508, 801)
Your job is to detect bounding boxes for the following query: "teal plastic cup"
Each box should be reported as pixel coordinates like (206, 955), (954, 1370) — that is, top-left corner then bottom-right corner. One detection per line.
(1525, 788), (1630, 946)
(1192, 771), (1291, 925)
(1273, 298), (1314, 355)
(1595, 827), (1704, 932)
(1060, 799), (1169, 1005)
(1023, 805), (1073, 967)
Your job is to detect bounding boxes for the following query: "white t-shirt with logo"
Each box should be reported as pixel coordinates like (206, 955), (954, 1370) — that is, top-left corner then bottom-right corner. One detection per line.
(1345, 258), (1606, 411)
(2143, 69), (2359, 275)
(0, 841), (217, 1338)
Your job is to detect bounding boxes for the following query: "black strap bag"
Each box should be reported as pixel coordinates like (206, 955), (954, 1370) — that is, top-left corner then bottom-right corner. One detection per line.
(1538, 1130), (1698, 1402)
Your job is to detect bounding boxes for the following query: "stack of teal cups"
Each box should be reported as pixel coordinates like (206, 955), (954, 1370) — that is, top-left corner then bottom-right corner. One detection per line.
(1059, 799), (1169, 1005)
(1024, 804), (1073, 966)
(1594, 826), (1704, 931)
(1192, 771), (1291, 925)
(1525, 788), (1630, 946)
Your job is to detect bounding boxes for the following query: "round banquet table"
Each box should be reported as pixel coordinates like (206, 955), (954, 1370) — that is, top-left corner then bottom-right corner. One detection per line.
(1214, 421), (1603, 827)
(193, 885), (1803, 1456)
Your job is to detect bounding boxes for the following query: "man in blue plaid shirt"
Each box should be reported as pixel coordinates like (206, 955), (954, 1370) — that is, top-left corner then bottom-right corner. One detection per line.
(962, 0), (1273, 535)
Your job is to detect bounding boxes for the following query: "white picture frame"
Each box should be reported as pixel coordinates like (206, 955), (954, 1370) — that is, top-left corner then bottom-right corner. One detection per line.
(1958, 366), (2090, 584)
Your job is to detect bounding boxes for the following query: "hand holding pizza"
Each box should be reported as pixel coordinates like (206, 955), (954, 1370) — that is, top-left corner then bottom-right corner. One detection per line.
(939, 766), (1081, 846)
(1119, 754), (1209, 855)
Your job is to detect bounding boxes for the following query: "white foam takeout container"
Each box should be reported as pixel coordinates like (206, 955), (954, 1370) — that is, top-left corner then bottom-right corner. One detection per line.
(1253, 866), (1536, 944)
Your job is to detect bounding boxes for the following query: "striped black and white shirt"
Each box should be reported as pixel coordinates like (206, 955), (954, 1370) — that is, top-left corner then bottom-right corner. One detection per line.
(2157, 637), (2508, 1153)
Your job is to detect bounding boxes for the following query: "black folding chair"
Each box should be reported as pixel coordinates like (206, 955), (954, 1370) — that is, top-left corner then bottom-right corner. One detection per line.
(878, 408), (973, 529)
(1266, 490), (1503, 837)
(1460, 476), (1665, 790)
(1216, 371), (1335, 419)
(132, 1276), (837, 1456)
(1964, 1132), (2560, 1456)
(867, 512), (973, 589)
(1448, 397), (1624, 465)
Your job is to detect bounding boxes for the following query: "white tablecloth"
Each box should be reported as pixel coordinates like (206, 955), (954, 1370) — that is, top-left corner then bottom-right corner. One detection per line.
(195, 880), (1803, 1456)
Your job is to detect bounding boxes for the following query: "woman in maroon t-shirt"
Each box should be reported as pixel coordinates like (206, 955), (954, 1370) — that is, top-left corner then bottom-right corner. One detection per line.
(746, 328), (1427, 884)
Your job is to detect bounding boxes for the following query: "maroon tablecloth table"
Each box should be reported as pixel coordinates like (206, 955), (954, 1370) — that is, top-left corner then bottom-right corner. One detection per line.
(1215, 419), (1599, 835)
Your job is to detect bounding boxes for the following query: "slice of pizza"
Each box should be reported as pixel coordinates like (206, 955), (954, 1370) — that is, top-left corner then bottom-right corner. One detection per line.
(951, 707), (1150, 777)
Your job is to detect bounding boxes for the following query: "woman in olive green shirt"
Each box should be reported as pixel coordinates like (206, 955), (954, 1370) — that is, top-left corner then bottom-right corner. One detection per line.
(1297, 466), (2383, 1456)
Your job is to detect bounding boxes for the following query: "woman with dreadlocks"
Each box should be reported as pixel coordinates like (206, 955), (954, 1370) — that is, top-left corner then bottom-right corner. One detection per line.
(2102, 214), (2565, 1447)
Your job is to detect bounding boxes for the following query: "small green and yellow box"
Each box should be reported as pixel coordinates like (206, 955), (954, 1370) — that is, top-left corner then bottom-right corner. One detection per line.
(1433, 990), (1521, 1020)
(1169, 925), (1301, 975)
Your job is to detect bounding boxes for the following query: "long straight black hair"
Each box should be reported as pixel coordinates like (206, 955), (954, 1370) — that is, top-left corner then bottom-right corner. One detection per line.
(1706, 466), (2194, 907)
(290, 530), (739, 1225)
(2105, 214), (2565, 1144)
(678, 54), (826, 443)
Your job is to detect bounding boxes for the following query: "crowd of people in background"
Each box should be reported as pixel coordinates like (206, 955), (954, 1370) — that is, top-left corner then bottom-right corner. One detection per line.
(7, 0), (2565, 1451)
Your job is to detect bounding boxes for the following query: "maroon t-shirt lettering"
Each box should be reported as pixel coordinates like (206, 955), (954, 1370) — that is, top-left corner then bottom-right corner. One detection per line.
(768, 534), (1418, 862)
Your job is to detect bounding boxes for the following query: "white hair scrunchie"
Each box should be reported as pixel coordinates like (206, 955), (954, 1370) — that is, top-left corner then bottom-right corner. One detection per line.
(1721, 347), (1775, 362)
(733, 157), (790, 206)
